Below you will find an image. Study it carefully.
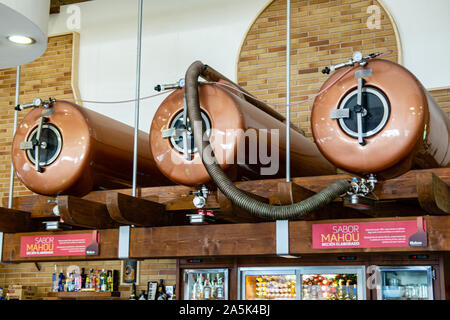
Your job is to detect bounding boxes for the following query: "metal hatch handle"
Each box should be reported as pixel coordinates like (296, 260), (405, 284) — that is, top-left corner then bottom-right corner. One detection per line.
(356, 77), (365, 145)
(34, 116), (44, 172)
(182, 94), (192, 160)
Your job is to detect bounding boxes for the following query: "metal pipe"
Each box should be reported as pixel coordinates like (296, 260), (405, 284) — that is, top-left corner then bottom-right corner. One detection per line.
(201, 65), (304, 135)
(285, 0), (291, 182)
(185, 61), (350, 220)
(132, 0), (143, 198)
(8, 66), (21, 209)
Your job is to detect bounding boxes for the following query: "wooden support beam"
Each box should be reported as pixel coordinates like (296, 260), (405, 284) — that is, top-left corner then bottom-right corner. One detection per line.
(3, 215), (450, 262)
(130, 222), (277, 258)
(271, 181), (370, 220)
(361, 199), (428, 218)
(271, 181), (316, 205)
(417, 172), (450, 215)
(216, 190), (268, 223)
(57, 196), (119, 229)
(289, 215), (450, 255)
(3, 195), (57, 219)
(106, 192), (168, 226)
(5, 168), (450, 219)
(0, 207), (34, 233)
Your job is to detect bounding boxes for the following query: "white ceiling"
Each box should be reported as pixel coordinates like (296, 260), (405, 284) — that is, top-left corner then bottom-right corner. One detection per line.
(0, 1), (49, 69)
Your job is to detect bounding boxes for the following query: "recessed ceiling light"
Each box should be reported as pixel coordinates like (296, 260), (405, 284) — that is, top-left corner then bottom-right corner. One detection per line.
(7, 35), (35, 45)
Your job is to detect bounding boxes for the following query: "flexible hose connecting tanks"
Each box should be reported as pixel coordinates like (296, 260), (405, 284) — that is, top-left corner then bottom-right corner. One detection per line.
(185, 61), (350, 220)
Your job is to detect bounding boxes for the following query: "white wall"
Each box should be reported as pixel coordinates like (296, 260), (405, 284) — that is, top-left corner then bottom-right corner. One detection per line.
(382, 0), (450, 89)
(48, 0), (269, 131)
(48, 0), (450, 131)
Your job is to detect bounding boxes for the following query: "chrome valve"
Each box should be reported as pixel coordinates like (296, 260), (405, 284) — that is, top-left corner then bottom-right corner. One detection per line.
(322, 51), (384, 74)
(190, 185), (211, 209)
(154, 78), (185, 92)
(15, 97), (55, 111)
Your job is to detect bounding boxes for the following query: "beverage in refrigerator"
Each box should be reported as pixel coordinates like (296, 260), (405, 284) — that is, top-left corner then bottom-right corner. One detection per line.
(376, 266), (434, 300)
(239, 266), (366, 300)
(183, 269), (228, 300)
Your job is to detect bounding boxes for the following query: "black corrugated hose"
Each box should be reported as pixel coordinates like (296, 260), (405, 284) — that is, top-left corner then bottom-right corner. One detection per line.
(185, 61), (350, 220)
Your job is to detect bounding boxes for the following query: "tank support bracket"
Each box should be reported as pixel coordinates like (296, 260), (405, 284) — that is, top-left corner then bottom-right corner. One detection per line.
(417, 172), (450, 215)
(57, 196), (119, 229)
(106, 192), (167, 226)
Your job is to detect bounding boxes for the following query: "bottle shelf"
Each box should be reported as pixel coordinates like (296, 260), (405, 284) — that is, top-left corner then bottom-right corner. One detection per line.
(47, 291), (121, 299)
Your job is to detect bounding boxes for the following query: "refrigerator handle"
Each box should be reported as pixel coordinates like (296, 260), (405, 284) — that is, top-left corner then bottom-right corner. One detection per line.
(432, 268), (436, 281)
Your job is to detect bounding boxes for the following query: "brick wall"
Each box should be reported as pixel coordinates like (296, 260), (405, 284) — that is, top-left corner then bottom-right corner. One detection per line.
(0, 259), (177, 300)
(237, 0), (401, 137)
(0, 33), (76, 201)
(0, 3), (449, 300)
(0, 33), (177, 300)
(430, 88), (450, 116)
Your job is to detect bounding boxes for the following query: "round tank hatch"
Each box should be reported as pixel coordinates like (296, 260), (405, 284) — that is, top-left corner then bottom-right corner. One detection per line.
(26, 123), (62, 166)
(169, 109), (211, 155)
(338, 87), (390, 139)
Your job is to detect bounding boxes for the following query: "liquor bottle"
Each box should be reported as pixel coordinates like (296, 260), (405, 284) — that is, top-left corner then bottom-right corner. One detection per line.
(100, 269), (107, 292)
(85, 271), (91, 290)
(129, 283), (137, 300)
(194, 274), (203, 300)
(201, 276), (205, 299)
(71, 272), (76, 292)
(67, 273), (74, 292)
(80, 268), (87, 289)
(64, 273), (69, 292)
(203, 278), (212, 300)
(58, 269), (65, 292)
(138, 290), (147, 300)
(96, 270), (101, 292)
(337, 279), (345, 300)
(216, 276), (224, 300)
(190, 276), (196, 300)
(156, 279), (167, 300)
(344, 280), (351, 300)
(107, 270), (114, 292)
(211, 275), (217, 299)
(51, 265), (58, 292)
(74, 269), (82, 292)
(172, 285), (176, 300)
(90, 269), (96, 291)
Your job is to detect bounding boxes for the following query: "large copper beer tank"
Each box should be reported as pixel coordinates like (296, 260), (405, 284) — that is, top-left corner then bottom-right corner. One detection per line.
(12, 101), (172, 196)
(311, 59), (450, 179)
(150, 83), (336, 186)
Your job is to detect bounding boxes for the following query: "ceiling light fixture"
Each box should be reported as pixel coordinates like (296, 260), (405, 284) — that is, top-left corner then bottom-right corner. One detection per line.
(7, 35), (35, 45)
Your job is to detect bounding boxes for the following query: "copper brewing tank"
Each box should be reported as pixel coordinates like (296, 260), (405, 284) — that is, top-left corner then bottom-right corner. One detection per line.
(12, 101), (172, 196)
(150, 84), (336, 186)
(311, 59), (450, 179)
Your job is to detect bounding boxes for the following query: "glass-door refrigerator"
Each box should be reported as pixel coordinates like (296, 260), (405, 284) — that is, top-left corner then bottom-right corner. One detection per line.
(183, 269), (228, 300)
(239, 267), (297, 300)
(376, 266), (434, 300)
(239, 266), (366, 300)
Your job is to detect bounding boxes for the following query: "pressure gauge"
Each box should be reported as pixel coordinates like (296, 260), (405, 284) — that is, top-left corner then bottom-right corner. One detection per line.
(193, 195), (206, 208)
(33, 97), (42, 107)
(352, 51), (363, 63)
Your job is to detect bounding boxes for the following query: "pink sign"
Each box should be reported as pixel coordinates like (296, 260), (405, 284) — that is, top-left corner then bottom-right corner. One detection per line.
(312, 218), (427, 249)
(20, 231), (99, 257)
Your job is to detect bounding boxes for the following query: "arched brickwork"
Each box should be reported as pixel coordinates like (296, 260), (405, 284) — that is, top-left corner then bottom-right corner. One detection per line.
(237, 0), (400, 137)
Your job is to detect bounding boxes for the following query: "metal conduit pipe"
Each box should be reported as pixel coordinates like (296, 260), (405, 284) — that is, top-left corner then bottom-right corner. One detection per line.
(185, 61), (351, 220)
(199, 64), (304, 135)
